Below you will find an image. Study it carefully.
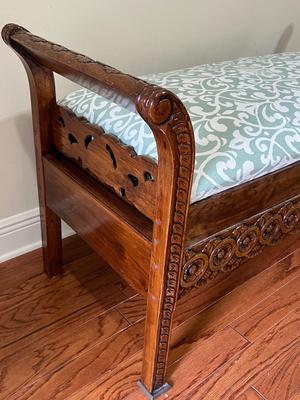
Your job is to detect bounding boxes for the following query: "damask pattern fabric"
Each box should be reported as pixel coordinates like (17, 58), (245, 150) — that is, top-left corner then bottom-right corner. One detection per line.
(60, 52), (300, 203)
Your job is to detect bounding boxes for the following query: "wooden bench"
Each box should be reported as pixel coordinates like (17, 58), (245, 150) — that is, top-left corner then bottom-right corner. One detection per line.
(3, 23), (300, 399)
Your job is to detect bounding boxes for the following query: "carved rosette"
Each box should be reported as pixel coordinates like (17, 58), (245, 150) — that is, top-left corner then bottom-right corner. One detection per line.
(180, 198), (300, 295)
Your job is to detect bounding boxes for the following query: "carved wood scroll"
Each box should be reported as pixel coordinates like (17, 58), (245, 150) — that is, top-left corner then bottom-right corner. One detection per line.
(137, 85), (195, 392)
(180, 195), (300, 295)
(51, 105), (157, 220)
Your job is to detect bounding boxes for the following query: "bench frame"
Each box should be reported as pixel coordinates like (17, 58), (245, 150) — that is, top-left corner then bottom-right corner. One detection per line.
(3, 24), (300, 399)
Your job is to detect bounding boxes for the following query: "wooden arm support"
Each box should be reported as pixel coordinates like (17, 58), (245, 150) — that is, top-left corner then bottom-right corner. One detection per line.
(2, 23), (196, 396)
(2, 23), (147, 111)
(2, 24), (195, 180)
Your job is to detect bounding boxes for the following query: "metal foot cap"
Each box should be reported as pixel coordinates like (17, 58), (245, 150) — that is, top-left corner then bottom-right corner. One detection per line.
(137, 380), (171, 399)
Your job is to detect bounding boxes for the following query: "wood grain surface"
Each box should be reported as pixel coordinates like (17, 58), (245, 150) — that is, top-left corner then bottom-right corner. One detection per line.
(3, 24), (300, 394)
(235, 388), (265, 400)
(51, 106), (158, 220)
(0, 233), (299, 399)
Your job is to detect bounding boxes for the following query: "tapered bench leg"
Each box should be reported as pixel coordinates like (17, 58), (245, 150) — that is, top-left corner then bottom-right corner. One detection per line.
(134, 90), (194, 398)
(138, 220), (183, 398)
(14, 49), (63, 277)
(40, 206), (62, 277)
(138, 277), (175, 399)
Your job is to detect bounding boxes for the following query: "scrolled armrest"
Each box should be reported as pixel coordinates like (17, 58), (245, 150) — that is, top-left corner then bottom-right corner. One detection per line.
(2, 23), (149, 112)
(2, 23), (195, 177)
(2, 23), (29, 45)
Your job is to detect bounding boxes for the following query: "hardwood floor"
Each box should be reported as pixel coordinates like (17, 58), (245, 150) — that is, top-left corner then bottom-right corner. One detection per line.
(0, 234), (299, 400)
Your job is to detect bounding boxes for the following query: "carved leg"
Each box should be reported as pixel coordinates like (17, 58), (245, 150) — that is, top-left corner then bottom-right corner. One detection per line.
(135, 87), (195, 398)
(138, 218), (183, 398)
(138, 277), (175, 398)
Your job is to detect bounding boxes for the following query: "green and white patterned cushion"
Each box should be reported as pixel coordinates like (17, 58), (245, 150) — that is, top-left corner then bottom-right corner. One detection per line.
(60, 52), (300, 204)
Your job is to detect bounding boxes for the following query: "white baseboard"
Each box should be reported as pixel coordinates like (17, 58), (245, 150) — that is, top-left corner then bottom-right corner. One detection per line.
(0, 208), (74, 263)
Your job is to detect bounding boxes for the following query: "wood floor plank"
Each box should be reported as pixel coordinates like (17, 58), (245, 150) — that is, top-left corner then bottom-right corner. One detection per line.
(253, 331), (300, 400)
(168, 250), (300, 364)
(290, 394), (300, 400)
(0, 309), (129, 400)
(169, 312), (300, 399)
(1, 228), (299, 400)
(115, 279), (138, 299)
(117, 277), (253, 328)
(69, 326), (248, 400)
(0, 254), (126, 349)
(0, 235), (91, 292)
(167, 326), (248, 399)
(85, 311), (296, 400)
(64, 252), (300, 400)
(174, 234), (300, 328)
(235, 387), (266, 399)
(0, 288), (130, 365)
(64, 245), (300, 400)
(7, 248), (281, 400)
(0, 252), (112, 314)
(231, 273), (300, 341)
(0, 250), (43, 295)
(61, 235), (93, 264)
(9, 320), (145, 400)
(70, 352), (143, 400)
(117, 239), (300, 330)
(117, 295), (146, 324)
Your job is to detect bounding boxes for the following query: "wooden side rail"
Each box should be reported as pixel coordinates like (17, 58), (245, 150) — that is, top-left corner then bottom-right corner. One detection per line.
(2, 23), (195, 397)
(186, 160), (300, 245)
(182, 193), (300, 294)
(44, 154), (152, 295)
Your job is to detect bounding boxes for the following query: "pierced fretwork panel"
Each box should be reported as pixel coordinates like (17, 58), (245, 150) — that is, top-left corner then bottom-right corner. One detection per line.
(51, 105), (157, 220)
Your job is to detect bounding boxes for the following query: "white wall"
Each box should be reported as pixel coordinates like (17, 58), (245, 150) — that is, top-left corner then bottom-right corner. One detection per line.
(0, 0), (300, 257)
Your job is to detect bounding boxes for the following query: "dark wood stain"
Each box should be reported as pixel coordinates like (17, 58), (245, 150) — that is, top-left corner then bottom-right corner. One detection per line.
(2, 23), (300, 396)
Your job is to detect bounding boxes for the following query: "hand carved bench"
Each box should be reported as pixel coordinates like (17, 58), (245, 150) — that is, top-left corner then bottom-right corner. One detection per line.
(3, 24), (300, 399)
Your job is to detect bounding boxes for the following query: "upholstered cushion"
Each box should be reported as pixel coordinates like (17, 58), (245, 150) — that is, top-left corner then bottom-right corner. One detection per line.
(61, 52), (300, 204)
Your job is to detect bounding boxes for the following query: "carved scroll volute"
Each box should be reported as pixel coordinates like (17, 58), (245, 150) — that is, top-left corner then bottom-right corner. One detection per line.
(2, 25), (57, 156)
(136, 86), (195, 391)
(1, 24), (29, 46)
